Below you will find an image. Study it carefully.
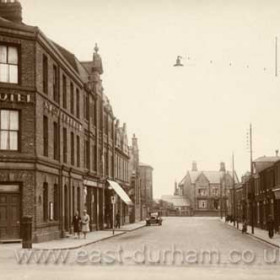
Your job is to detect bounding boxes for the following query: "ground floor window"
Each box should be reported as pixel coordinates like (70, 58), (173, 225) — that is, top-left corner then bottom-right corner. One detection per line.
(198, 200), (207, 209)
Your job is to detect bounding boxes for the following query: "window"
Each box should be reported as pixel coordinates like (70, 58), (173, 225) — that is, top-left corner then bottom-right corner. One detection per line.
(84, 139), (89, 169)
(76, 135), (80, 167)
(198, 189), (206, 196)
(92, 144), (97, 172)
(43, 54), (48, 94)
(198, 200), (207, 209)
(53, 65), (59, 102)
(92, 99), (97, 127)
(63, 75), (67, 109)
(0, 110), (19, 151)
(70, 83), (74, 114)
(43, 116), (48, 156)
(77, 187), (81, 213)
(53, 121), (59, 160)
(63, 127), (67, 163)
(76, 89), (80, 119)
(43, 182), (48, 221)
(0, 44), (18, 84)
(84, 94), (89, 121)
(53, 184), (59, 221)
(71, 132), (74, 165)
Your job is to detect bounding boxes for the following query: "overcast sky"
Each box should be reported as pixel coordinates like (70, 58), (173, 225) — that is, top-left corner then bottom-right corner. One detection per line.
(21, 0), (280, 198)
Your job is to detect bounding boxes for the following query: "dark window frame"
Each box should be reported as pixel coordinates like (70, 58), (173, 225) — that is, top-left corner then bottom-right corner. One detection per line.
(43, 54), (48, 94)
(43, 115), (48, 156)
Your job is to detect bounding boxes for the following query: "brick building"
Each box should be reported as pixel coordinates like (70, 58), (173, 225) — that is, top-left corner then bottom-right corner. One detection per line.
(178, 161), (237, 216)
(229, 155), (280, 232)
(0, 0), (135, 242)
(139, 162), (153, 219)
(129, 134), (141, 222)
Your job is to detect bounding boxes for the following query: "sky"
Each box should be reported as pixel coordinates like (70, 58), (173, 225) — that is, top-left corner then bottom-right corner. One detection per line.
(20, 0), (280, 198)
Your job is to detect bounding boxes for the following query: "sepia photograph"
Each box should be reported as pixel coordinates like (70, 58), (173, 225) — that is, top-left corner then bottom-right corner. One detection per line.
(1, 0), (280, 279)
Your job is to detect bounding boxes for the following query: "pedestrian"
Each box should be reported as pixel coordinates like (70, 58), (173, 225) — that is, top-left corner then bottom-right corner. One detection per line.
(267, 214), (275, 239)
(72, 211), (81, 239)
(242, 219), (247, 234)
(115, 211), (120, 228)
(81, 209), (90, 239)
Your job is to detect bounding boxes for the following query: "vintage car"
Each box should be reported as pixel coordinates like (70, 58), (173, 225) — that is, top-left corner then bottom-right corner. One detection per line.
(146, 212), (162, 226)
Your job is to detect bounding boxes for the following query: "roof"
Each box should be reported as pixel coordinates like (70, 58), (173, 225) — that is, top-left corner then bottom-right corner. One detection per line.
(189, 171), (200, 183)
(253, 156), (280, 173)
(201, 171), (223, 184)
(254, 156), (280, 163)
(179, 170), (239, 185)
(139, 162), (153, 168)
(161, 195), (190, 207)
(0, 16), (36, 33)
(52, 42), (79, 73)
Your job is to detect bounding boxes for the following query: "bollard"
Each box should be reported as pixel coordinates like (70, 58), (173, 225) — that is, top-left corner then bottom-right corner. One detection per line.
(22, 215), (32, 249)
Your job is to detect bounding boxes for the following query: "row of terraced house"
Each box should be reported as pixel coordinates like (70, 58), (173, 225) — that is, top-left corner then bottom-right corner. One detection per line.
(228, 154), (280, 233)
(0, 0), (153, 242)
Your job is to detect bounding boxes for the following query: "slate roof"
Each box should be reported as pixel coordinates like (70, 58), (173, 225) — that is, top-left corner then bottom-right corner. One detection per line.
(161, 195), (190, 207)
(139, 162), (153, 168)
(179, 170), (239, 185)
(0, 16), (36, 33)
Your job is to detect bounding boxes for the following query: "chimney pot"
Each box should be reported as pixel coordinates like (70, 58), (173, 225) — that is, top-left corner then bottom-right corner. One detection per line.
(0, 0), (22, 23)
(192, 161), (198, 172)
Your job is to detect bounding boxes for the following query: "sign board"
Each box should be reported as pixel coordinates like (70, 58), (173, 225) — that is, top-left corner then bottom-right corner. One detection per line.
(111, 196), (115, 204)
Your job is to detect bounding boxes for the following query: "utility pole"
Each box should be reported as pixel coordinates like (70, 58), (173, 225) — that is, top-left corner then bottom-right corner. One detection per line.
(250, 123), (254, 234)
(275, 37), (278, 77)
(232, 153), (236, 227)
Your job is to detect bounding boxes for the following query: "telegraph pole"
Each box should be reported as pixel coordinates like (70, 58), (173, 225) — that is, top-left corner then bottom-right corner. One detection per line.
(275, 37), (278, 77)
(250, 124), (254, 234)
(232, 153), (236, 227)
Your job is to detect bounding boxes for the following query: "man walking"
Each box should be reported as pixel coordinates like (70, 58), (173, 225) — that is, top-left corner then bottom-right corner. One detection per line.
(267, 214), (275, 239)
(116, 211), (121, 228)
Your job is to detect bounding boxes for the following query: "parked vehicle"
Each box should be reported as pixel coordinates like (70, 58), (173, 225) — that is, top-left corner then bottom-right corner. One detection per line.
(146, 212), (162, 226)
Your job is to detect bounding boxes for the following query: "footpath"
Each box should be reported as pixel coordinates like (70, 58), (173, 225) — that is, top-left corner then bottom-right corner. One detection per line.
(0, 221), (146, 251)
(222, 218), (280, 248)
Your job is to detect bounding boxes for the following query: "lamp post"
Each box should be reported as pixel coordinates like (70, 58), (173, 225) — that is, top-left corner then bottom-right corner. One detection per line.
(111, 195), (116, 235)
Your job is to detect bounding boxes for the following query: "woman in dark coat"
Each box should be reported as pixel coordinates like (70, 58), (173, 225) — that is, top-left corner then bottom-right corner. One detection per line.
(267, 215), (275, 239)
(73, 211), (81, 238)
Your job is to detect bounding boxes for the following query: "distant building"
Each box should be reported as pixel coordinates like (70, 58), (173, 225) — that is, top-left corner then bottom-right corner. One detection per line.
(153, 199), (174, 216)
(178, 161), (238, 216)
(161, 195), (191, 216)
(129, 134), (141, 222)
(139, 162), (153, 218)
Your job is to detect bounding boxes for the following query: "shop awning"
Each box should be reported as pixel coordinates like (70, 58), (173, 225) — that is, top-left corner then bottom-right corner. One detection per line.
(107, 180), (133, 206)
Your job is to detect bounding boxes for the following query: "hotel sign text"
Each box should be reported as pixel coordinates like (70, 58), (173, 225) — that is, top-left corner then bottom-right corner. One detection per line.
(0, 93), (31, 103)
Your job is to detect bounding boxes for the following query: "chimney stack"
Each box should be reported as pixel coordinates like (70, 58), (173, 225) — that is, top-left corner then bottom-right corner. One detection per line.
(0, 0), (22, 24)
(192, 161), (198, 172)
(220, 162), (226, 172)
(276, 150), (279, 157)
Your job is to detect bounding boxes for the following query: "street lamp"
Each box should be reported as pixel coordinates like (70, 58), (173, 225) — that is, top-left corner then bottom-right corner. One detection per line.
(174, 56), (184, 67)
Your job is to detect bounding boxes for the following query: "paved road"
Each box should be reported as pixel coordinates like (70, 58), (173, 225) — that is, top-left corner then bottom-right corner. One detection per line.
(1, 217), (280, 280)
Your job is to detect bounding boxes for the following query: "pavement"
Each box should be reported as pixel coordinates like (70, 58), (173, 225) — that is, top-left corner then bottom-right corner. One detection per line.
(0, 220), (146, 250)
(222, 218), (280, 248)
(1, 217), (280, 280)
